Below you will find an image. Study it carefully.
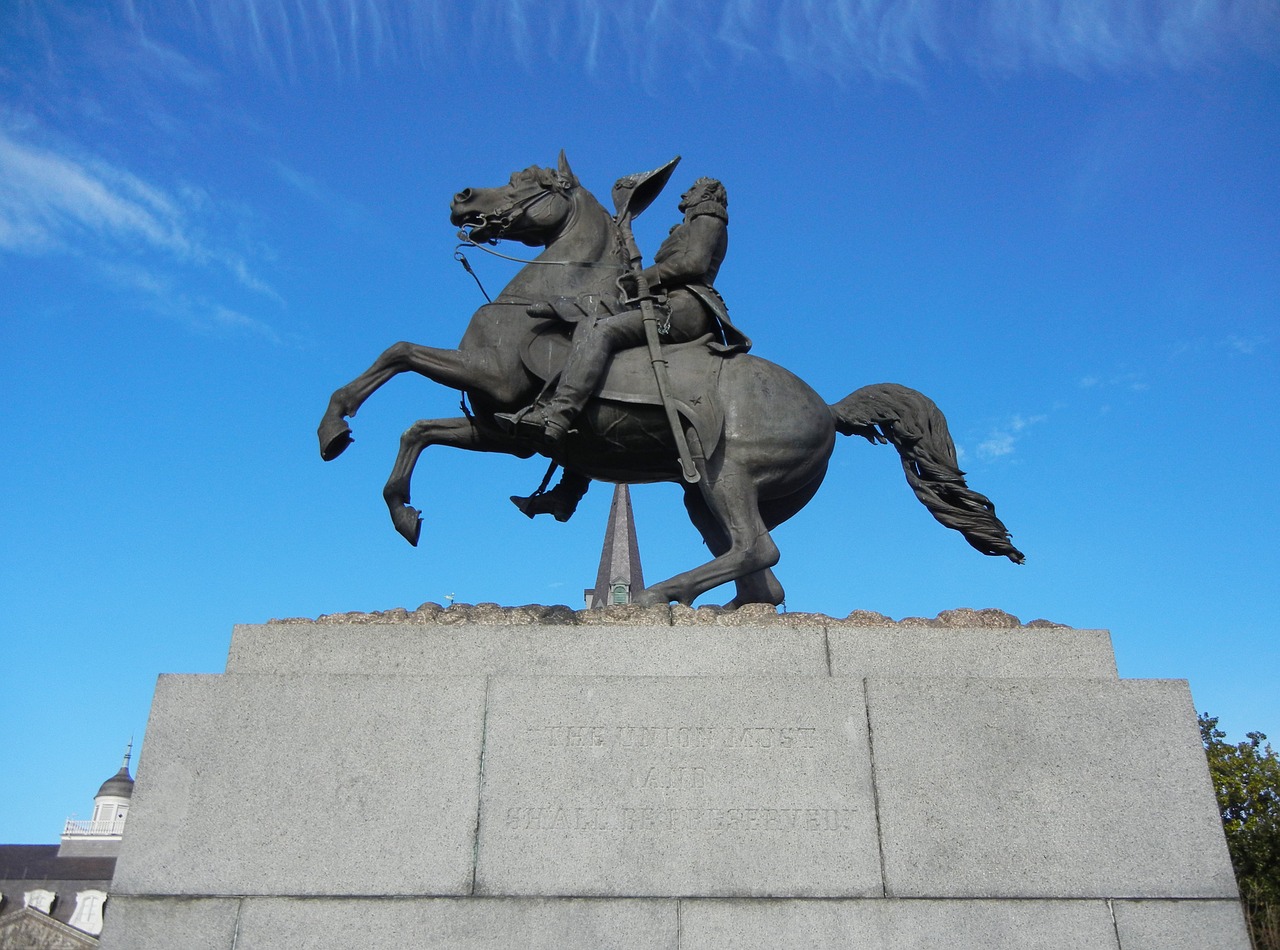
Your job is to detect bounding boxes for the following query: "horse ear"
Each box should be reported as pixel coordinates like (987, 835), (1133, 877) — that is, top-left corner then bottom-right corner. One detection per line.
(557, 150), (579, 187)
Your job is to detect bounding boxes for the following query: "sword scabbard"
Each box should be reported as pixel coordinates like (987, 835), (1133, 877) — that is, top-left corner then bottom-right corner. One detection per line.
(619, 215), (701, 484)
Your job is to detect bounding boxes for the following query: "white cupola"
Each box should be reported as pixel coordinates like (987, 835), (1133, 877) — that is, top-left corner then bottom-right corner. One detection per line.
(59, 741), (134, 858)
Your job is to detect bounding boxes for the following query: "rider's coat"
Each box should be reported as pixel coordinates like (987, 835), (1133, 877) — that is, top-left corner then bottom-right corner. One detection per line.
(642, 200), (751, 355)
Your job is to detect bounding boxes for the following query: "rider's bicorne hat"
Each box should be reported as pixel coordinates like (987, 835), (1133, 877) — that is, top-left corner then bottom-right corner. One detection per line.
(612, 156), (681, 221)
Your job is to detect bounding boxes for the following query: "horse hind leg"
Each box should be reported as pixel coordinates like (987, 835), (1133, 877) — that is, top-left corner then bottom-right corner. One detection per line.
(382, 416), (517, 545)
(725, 569), (786, 609)
(682, 487), (785, 608)
(639, 463), (780, 607)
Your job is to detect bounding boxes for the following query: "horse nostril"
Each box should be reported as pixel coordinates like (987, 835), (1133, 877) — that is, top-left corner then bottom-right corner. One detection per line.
(455, 189), (472, 203)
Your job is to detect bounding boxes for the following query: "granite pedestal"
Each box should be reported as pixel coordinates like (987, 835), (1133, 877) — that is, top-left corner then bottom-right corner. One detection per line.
(102, 605), (1249, 949)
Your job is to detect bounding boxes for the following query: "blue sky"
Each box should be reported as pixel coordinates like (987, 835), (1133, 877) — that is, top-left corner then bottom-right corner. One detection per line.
(2, 0), (1277, 843)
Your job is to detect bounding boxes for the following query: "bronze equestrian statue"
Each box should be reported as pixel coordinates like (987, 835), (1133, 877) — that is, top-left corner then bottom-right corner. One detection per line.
(505, 168), (743, 522)
(317, 152), (1023, 608)
(495, 174), (747, 445)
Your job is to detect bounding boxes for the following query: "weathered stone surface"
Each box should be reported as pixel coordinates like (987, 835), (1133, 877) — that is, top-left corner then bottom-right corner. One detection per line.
(112, 674), (486, 896)
(230, 623), (1111, 680)
(234, 897), (677, 950)
(1112, 900), (1252, 950)
(272, 604), (1070, 629)
(227, 624), (829, 677)
(107, 616), (1252, 949)
(679, 898), (1120, 949)
(828, 627), (1116, 678)
(841, 610), (895, 626)
(868, 677), (1239, 898)
(99, 897), (240, 950)
(934, 608), (1024, 628)
(575, 604), (673, 626)
(475, 676), (880, 897)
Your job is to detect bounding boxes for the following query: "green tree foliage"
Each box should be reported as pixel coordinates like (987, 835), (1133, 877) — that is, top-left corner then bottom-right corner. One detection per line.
(1202, 713), (1280, 950)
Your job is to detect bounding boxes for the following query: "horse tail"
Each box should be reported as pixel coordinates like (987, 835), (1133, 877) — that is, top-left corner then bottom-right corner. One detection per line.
(829, 383), (1025, 564)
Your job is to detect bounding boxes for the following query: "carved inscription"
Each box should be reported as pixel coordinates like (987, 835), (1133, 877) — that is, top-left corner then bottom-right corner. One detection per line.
(508, 723), (853, 833)
(506, 805), (860, 832)
(529, 725), (817, 750)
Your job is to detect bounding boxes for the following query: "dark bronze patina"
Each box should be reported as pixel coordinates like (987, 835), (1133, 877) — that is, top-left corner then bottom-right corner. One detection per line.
(318, 153), (1023, 608)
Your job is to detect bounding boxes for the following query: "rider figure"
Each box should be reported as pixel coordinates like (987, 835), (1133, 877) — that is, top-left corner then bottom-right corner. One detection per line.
(499, 177), (748, 443)
(504, 177), (750, 520)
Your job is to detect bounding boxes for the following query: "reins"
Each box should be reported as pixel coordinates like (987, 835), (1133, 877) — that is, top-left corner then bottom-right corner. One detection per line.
(453, 233), (627, 269)
(452, 230), (627, 307)
(451, 181), (628, 300)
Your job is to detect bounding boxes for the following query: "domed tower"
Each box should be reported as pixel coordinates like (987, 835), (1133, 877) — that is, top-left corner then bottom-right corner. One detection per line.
(59, 742), (134, 858)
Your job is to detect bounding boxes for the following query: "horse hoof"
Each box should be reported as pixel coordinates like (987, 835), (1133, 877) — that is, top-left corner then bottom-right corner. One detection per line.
(319, 416), (353, 461)
(632, 588), (669, 607)
(391, 506), (422, 546)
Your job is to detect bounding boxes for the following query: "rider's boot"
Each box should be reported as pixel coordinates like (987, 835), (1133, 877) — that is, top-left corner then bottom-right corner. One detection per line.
(495, 314), (637, 445)
(509, 470), (591, 522)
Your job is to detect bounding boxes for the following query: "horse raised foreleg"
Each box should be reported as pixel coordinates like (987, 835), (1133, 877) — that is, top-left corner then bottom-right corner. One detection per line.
(382, 416), (530, 545)
(320, 342), (514, 461)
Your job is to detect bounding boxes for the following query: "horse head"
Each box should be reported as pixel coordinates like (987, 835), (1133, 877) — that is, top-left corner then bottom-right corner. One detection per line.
(451, 151), (581, 247)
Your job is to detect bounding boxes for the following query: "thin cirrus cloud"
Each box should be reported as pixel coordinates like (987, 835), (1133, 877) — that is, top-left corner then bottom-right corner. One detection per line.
(125, 0), (1279, 82)
(717, 0), (1278, 78)
(1079, 372), (1148, 391)
(1222, 334), (1268, 355)
(0, 127), (281, 337)
(94, 260), (283, 343)
(0, 130), (192, 257)
(976, 413), (1048, 460)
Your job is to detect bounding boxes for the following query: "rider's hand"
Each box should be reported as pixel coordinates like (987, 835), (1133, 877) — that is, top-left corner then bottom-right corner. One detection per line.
(617, 272), (639, 300)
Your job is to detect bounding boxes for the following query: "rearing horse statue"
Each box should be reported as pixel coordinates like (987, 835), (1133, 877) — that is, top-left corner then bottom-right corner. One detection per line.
(317, 152), (1023, 608)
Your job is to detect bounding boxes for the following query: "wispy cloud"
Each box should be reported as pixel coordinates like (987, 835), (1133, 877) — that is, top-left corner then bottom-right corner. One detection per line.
(1079, 371), (1148, 392)
(115, 0), (1278, 84)
(0, 124), (282, 336)
(1222, 333), (1268, 355)
(97, 262), (282, 342)
(271, 160), (371, 230)
(976, 413), (1047, 460)
(730, 0), (1277, 78)
(0, 131), (190, 256)
(0, 128), (267, 287)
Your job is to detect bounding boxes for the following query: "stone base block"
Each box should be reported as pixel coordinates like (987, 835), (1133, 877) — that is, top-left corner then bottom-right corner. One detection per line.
(102, 612), (1247, 948)
(102, 897), (1252, 950)
(111, 674), (487, 896)
(227, 621), (1117, 679)
(680, 898), (1251, 950)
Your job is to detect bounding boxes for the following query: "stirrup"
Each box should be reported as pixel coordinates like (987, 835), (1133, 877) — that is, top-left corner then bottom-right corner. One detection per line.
(543, 417), (569, 445)
(493, 407), (542, 437)
(494, 407), (570, 445)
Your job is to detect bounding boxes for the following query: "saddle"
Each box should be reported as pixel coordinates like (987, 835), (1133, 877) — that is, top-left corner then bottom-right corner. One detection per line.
(521, 322), (729, 460)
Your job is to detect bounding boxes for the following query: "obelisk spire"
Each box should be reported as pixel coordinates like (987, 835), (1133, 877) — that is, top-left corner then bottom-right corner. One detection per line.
(585, 484), (645, 608)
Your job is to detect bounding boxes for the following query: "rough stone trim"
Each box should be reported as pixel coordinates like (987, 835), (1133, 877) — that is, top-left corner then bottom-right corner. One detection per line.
(270, 604), (1068, 629)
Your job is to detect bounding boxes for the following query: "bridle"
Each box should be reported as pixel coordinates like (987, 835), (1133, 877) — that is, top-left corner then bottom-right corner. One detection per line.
(453, 176), (627, 284)
(459, 176), (570, 246)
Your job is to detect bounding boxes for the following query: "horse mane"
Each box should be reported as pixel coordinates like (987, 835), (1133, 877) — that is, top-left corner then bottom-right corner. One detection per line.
(568, 176), (629, 271)
(509, 162), (630, 271)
